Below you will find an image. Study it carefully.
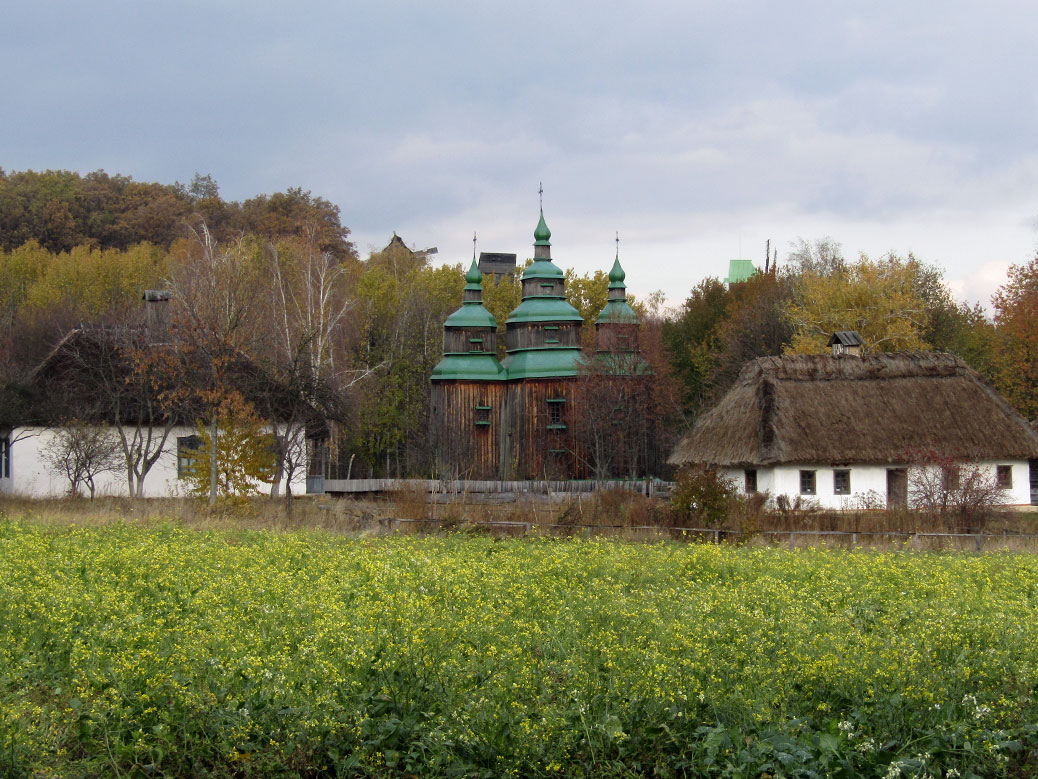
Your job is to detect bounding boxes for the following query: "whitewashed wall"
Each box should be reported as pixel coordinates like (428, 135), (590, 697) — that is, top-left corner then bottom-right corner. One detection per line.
(0, 426), (306, 499)
(724, 460), (1032, 510)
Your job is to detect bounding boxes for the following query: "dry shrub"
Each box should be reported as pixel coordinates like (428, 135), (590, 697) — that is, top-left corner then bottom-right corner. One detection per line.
(392, 485), (430, 520)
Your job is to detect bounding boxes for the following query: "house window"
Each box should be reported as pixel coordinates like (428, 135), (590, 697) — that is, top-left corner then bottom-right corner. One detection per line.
(744, 469), (757, 493)
(997, 465), (1013, 489)
(799, 470), (816, 495)
(177, 435), (203, 479)
(0, 435), (10, 479)
(475, 405), (491, 427)
(942, 465), (960, 492)
(833, 469), (851, 495)
(547, 398), (566, 430)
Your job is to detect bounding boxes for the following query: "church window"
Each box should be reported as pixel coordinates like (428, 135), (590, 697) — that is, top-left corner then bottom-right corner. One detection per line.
(475, 405), (491, 426)
(546, 398), (566, 429)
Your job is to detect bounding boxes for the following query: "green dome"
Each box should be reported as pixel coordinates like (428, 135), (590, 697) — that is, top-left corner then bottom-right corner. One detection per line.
(465, 258), (482, 286)
(596, 299), (639, 324)
(431, 353), (507, 381)
(534, 210), (551, 246)
(506, 296), (583, 325)
(608, 256), (626, 285)
(522, 258), (565, 281)
(444, 302), (497, 329)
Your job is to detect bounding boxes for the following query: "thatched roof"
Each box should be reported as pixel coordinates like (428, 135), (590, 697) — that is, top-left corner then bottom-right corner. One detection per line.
(668, 353), (1038, 467)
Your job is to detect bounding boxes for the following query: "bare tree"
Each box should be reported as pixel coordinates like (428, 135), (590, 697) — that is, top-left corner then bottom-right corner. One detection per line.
(906, 449), (1008, 530)
(42, 421), (122, 499)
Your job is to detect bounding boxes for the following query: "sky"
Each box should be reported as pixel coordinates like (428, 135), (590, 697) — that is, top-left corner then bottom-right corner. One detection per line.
(3, 1), (1037, 310)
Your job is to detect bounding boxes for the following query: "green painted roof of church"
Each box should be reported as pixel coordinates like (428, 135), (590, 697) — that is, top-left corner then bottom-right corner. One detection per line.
(431, 353), (507, 381)
(443, 303), (497, 329)
(502, 348), (582, 380)
(597, 299), (639, 324)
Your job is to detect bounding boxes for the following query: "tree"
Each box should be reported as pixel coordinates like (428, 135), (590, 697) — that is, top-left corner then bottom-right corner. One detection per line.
(261, 227), (364, 501)
(181, 393), (276, 499)
(992, 254), (1038, 419)
(661, 278), (730, 418)
(784, 236), (845, 277)
(42, 421), (122, 499)
(784, 254), (930, 354)
(905, 448), (1007, 530)
(166, 223), (264, 504)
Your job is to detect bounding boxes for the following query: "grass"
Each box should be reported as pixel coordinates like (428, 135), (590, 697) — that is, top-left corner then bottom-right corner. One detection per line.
(2, 512), (1038, 776)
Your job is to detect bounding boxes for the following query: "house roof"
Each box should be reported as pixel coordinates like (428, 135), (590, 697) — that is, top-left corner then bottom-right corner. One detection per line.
(828, 330), (866, 347)
(668, 352), (1038, 467)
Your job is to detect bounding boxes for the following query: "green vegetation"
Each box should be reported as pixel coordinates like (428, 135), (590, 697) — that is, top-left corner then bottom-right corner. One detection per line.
(2, 518), (1037, 777)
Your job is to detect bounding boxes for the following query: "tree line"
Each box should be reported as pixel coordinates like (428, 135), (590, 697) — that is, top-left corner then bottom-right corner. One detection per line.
(2, 169), (1038, 495)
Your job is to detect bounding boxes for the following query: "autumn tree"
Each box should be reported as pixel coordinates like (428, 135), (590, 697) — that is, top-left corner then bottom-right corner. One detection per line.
(992, 254), (1038, 419)
(181, 393), (276, 499)
(166, 223), (264, 504)
(784, 254), (931, 354)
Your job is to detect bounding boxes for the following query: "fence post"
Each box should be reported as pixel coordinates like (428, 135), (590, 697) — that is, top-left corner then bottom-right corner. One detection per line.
(789, 532), (796, 549)
(913, 533), (920, 550)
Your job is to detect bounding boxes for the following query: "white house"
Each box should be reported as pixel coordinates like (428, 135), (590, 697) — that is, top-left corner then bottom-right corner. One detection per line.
(668, 350), (1038, 509)
(0, 426), (307, 499)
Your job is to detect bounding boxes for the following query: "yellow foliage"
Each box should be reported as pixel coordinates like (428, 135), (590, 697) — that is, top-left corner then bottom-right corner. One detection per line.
(183, 394), (276, 499)
(785, 255), (931, 354)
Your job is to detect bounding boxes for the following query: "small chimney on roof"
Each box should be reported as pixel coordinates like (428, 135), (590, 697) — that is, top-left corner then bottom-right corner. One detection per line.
(828, 330), (865, 357)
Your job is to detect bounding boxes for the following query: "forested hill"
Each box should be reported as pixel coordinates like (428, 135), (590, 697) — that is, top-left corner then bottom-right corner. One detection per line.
(0, 169), (353, 261)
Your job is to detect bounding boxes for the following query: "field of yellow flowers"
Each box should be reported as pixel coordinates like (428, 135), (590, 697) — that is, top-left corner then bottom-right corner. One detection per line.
(2, 519), (1037, 777)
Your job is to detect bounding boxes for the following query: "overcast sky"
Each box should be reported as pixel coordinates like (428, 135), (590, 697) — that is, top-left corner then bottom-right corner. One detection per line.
(3, 1), (1037, 309)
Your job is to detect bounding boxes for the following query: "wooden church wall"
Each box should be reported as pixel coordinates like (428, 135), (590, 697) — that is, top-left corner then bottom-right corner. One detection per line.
(430, 381), (505, 479)
(500, 378), (587, 480)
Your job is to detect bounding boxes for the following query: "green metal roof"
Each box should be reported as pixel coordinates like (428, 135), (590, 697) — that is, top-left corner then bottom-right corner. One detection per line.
(522, 258), (565, 281)
(431, 353), (507, 381)
(597, 299), (639, 324)
(506, 296), (583, 324)
(444, 302), (497, 328)
(502, 348), (582, 380)
(608, 256), (626, 285)
(725, 259), (758, 285)
(464, 258), (482, 288)
(534, 209), (551, 246)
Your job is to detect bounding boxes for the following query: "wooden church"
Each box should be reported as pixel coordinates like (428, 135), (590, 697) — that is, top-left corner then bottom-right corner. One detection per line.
(430, 206), (642, 480)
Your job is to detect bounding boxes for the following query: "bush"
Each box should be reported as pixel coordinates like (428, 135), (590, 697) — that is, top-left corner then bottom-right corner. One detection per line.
(670, 467), (738, 528)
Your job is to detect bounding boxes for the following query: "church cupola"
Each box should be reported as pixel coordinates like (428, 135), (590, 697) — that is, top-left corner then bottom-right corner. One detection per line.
(502, 197), (585, 379)
(595, 237), (641, 355)
(431, 258), (506, 381)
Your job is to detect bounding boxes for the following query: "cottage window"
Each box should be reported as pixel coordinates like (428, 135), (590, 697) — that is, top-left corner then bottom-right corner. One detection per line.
(177, 435), (203, 479)
(799, 470), (816, 496)
(744, 469), (757, 493)
(0, 435), (10, 479)
(833, 469), (851, 495)
(997, 465), (1013, 489)
(941, 466), (960, 492)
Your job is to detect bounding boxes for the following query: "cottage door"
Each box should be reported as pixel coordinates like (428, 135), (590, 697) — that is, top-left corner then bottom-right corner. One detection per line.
(886, 468), (908, 509)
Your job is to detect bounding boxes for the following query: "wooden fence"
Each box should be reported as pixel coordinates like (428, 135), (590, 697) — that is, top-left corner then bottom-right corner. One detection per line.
(316, 477), (672, 499)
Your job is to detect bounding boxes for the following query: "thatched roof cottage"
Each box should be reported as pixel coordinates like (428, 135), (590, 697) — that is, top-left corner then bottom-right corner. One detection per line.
(668, 351), (1038, 508)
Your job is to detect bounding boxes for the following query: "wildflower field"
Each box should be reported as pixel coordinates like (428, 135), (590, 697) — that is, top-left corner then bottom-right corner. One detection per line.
(2, 519), (1038, 777)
